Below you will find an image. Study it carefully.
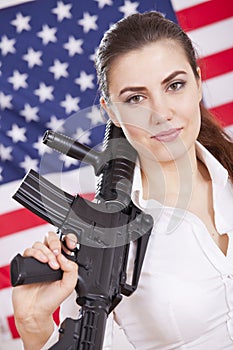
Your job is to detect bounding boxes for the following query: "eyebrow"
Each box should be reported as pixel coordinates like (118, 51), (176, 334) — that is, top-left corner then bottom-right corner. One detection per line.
(118, 70), (187, 97)
(162, 70), (187, 84)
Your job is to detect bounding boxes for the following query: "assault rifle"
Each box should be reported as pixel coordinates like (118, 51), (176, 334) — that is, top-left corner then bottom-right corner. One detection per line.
(10, 120), (153, 350)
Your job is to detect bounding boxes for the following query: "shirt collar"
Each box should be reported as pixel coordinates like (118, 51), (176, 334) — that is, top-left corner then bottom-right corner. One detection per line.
(131, 141), (229, 209)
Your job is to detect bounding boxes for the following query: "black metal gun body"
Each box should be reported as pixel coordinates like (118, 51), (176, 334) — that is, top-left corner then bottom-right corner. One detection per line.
(10, 121), (153, 350)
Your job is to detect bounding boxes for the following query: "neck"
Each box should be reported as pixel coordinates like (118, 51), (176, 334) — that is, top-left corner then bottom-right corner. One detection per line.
(140, 145), (204, 209)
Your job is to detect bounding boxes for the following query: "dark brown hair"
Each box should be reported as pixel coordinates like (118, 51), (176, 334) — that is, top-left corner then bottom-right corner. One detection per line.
(95, 11), (233, 180)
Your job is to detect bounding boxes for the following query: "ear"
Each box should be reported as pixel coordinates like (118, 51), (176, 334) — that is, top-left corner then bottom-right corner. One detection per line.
(196, 67), (203, 102)
(100, 96), (121, 127)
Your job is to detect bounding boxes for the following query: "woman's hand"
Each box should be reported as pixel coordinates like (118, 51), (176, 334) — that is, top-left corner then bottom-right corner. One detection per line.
(12, 231), (78, 350)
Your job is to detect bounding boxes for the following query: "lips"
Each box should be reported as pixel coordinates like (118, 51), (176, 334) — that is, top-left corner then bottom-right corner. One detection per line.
(152, 128), (183, 142)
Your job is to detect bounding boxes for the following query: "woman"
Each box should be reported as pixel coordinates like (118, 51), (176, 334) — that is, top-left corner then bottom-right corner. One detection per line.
(12, 11), (233, 349)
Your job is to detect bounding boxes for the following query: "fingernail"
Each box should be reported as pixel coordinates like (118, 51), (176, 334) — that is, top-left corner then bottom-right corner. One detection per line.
(53, 249), (59, 255)
(50, 260), (59, 268)
(69, 240), (76, 247)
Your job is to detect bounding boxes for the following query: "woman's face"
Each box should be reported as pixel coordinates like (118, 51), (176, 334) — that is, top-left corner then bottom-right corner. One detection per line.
(102, 39), (202, 165)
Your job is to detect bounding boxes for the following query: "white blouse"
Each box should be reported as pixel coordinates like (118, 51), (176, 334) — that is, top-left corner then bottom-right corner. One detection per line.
(41, 142), (233, 350)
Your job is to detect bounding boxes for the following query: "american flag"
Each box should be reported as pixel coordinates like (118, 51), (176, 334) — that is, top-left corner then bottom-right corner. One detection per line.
(0, 0), (232, 348)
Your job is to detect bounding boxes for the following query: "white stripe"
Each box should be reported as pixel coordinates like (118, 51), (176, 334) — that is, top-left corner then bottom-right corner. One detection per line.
(0, 165), (96, 213)
(225, 125), (233, 140)
(0, 289), (14, 341)
(202, 71), (233, 109)
(0, 224), (51, 266)
(188, 17), (233, 58)
(0, 288), (14, 316)
(0, 338), (22, 349)
(171, 0), (210, 12)
(0, 289), (24, 344)
(0, 0), (34, 9)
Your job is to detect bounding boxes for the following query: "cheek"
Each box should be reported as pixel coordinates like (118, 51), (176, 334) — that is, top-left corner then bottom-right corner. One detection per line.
(112, 103), (151, 130)
(189, 101), (201, 129)
(181, 102), (201, 145)
(121, 124), (144, 142)
(179, 93), (201, 128)
(120, 124), (150, 154)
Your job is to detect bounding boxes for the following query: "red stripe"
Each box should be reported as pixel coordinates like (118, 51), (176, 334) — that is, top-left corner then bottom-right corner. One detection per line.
(0, 208), (47, 238)
(53, 307), (60, 325)
(176, 0), (233, 32)
(210, 101), (233, 127)
(7, 315), (19, 339)
(0, 265), (11, 289)
(198, 48), (233, 80)
(0, 193), (95, 238)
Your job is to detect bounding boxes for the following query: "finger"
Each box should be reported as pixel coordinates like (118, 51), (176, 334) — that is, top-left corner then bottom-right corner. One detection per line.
(23, 246), (49, 263)
(57, 253), (78, 291)
(44, 231), (61, 256)
(63, 233), (78, 251)
(29, 241), (60, 269)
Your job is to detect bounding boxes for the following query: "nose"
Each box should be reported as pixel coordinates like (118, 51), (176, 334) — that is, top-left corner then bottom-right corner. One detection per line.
(149, 95), (173, 124)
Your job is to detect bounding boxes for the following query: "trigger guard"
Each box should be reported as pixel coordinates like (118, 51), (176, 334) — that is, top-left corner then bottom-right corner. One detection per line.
(60, 233), (79, 263)
(61, 248), (77, 262)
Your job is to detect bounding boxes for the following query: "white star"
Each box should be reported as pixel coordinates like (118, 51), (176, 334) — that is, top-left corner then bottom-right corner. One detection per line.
(86, 105), (104, 125)
(0, 35), (16, 56)
(22, 47), (43, 68)
(94, 0), (113, 8)
(20, 155), (39, 173)
(46, 115), (66, 132)
(89, 47), (98, 62)
(52, 1), (72, 22)
(7, 123), (27, 143)
(20, 103), (39, 122)
(59, 153), (79, 168)
(8, 70), (28, 90)
(33, 136), (53, 156)
(0, 144), (13, 161)
(63, 36), (83, 57)
(78, 12), (98, 33)
(0, 92), (13, 110)
(74, 71), (95, 92)
(119, 0), (139, 17)
(0, 62), (2, 76)
(37, 24), (57, 45)
(73, 127), (91, 145)
(49, 59), (69, 80)
(10, 12), (31, 33)
(60, 94), (80, 114)
(34, 82), (54, 103)
(0, 167), (3, 182)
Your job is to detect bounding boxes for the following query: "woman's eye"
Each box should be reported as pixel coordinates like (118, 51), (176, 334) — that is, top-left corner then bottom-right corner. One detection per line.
(126, 95), (144, 104)
(168, 81), (185, 91)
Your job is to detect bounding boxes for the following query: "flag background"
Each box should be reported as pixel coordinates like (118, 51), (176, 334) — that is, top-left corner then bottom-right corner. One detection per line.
(0, 0), (232, 349)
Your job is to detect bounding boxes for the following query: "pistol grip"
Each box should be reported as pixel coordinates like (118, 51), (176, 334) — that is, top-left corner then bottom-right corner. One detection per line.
(10, 253), (63, 287)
